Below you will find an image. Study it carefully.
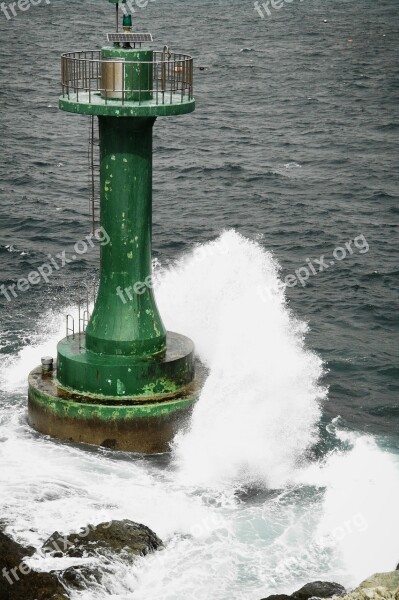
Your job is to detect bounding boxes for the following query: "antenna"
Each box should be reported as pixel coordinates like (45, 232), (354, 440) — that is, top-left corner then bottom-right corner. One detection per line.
(108, 0), (121, 29)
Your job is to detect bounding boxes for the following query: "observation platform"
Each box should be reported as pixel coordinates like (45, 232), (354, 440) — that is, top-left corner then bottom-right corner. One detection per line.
(60, 50), (195, 117)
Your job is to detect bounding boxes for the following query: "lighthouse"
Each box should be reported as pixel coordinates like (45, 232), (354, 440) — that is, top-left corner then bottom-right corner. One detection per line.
(28, 1), (200, 453)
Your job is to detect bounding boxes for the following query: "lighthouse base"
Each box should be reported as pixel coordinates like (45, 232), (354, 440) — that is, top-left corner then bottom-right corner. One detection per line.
(28, 365), (203, 454)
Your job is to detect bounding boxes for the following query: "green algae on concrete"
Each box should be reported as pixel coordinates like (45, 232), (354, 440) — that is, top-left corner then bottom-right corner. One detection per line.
(28, 366), (202, 453)
(57, 332), (195, 398)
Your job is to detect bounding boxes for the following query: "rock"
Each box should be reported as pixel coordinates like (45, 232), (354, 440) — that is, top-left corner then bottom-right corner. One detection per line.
(42, 519), (163, 560)
(60, 565), (103, 591)
(0, 529), (69, 600)
(336, 571), (399, 599)
(292, 581), (346, 599)
(261, 571), (399, 600)
(323, 571), (399, 600)
(339, 588), (397, 599)
(261, 581), (346, 600)
(43, 520), (163, 592)
(358, 572), (399, 592)
(260, 595), (292, 599)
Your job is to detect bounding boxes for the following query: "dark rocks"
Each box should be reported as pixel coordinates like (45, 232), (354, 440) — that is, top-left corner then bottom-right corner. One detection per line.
(0, 519), (162, 599)
(260, 595), (292, 600)
(43, 520), (163, 592)
(43, 519), (163, 560)
(293, 581), (346, 599)
(60, 565), (104, 591)
(0, 529), (69, 600)
(261, 581), (346, 600)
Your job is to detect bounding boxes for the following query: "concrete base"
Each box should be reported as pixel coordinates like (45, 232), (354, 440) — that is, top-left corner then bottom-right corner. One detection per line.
(28, 364), (204, 453)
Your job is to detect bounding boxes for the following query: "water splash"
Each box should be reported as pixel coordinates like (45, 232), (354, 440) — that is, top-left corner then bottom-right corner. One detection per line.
(297, 430), (399, 582)
(156, 230), (325, 488)
(1, 231), (325, 489)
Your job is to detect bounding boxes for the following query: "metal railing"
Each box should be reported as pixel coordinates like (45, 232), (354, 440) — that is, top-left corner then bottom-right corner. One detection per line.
(61, 50), (194, 105)
(65, 281), (97, 347)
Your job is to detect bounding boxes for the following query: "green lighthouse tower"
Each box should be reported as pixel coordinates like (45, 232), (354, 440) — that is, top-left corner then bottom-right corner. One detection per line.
(28, 2), (200, 453)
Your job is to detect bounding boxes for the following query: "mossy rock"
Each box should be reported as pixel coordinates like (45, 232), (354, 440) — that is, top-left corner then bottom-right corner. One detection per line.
(358, 572), (399, 592)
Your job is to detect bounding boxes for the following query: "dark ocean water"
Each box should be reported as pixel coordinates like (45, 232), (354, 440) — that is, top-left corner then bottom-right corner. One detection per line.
(0, 2), (398, 597)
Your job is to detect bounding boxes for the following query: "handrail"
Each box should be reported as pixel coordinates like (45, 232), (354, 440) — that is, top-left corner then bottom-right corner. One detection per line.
(60, 50), (194, 105)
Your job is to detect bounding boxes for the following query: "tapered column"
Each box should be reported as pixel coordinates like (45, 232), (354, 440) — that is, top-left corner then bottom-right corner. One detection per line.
(85, 116), (166, 358)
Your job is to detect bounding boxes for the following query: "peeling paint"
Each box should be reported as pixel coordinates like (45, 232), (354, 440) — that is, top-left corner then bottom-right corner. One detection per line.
(117, 379), (126, 395)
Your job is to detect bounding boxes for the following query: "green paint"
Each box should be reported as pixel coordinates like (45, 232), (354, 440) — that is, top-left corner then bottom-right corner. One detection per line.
(84, 116), (166, 357)
(101, 47), (153, 103)
(57, 333), (194, 398)
(59, 95), (195, 118)
(29, 374), (196, 420)
(28, 33), (199, 451)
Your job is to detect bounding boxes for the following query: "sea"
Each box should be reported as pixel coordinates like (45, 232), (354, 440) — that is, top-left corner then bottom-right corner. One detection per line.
(0, 0), (398, 598)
